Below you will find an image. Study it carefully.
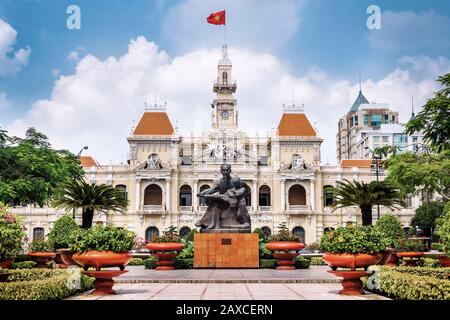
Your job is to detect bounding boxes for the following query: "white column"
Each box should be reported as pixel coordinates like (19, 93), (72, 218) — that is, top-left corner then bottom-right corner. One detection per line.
(310, 179), (315, 212)
(135, 178), (141, 212)
(252, 180), (257, 211)
(193, 180), (198, 211)
(280, 180), (285, 212)
(165, 178), (171, 213)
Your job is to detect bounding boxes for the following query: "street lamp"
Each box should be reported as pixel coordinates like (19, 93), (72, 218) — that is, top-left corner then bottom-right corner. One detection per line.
(365, 147), (384, 221)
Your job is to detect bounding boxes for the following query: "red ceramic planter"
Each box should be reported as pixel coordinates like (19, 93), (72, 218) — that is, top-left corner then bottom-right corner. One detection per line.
(0, 259), (13, 269)
(322, 253), (382, 271)
(438, 255), (450, 268)
(328, 270), (370, 295)
(396, 251), (424, 267)
(27, 252), (56, 268)
(146, 242), (184, 270)
(81, 270), (128, 295)
(72, 251), (132, 271)
(58, 249), (80, 267)
(54, 251), (67, 268)
(266, 242), (305, 270)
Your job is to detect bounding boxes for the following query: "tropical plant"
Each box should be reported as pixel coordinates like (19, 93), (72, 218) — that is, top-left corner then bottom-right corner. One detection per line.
(268, 222), (299, 242)
(375, 214), (404, 248)
(0, 204), (26, 261)
(319, 225), (388, 254)
(47, 215), (79, 250)
(177, 238), (194, 259)
(52, 179), (128, 229)
(435, 202), (450, 256)
(331, 179), (407, 225)
(29, 240), (54, 253)
(394, 237), (425, 252)
(0, 127), (83, 207)
(149, 225), (181, 243)
(67, 225), (136, 253)
(411, 201), (445, 231)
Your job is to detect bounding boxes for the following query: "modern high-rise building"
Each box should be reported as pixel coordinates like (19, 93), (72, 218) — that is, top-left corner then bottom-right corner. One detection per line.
(336, 89), (399, 162)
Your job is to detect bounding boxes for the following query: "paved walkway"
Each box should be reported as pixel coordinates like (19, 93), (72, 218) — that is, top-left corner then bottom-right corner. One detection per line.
(68, 266), (389, 300)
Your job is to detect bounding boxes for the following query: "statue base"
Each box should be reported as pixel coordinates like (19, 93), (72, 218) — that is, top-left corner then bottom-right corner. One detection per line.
(200, 228), (251, 234)
(194, 233), (259, 268)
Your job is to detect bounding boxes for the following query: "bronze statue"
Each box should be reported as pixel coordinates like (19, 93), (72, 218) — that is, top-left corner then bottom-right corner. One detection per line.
(195, 164), (251, 233)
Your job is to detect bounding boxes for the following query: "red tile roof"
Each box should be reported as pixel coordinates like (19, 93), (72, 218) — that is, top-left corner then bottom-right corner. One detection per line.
(133, 112), (174, 135)
(340, 159), (372, 168)
(79, 156), (98, 167)
(277, 113), (317, 136)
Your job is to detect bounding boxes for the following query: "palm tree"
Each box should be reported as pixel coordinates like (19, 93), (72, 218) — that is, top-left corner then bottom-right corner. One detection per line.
(331, 179), (407, 226)
(52, 179), (128, 228)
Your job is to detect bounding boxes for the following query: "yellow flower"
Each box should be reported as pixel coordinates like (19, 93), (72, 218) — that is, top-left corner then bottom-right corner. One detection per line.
(338, 236), (345, 243)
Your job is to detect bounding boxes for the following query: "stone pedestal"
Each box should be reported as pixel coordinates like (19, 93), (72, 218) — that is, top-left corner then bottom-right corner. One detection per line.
(194, 233), (259, 268)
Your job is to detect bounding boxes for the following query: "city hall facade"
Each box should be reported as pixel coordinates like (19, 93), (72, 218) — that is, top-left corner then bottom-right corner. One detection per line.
(14, 46), (418, 244)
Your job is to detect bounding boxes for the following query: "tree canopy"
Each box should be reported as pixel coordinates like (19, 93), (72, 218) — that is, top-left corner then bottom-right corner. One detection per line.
(0, 127), (84, 207)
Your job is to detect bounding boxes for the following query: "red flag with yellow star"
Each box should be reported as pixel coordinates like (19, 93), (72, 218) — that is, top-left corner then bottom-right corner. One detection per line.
(207, 10), (226, 25)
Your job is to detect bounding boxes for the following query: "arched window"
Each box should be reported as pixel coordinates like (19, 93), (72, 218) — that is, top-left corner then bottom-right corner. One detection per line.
(145, 227), (159, 242)
(261, 226), (271, 239)
(199, 184), (211, 206)
(288, 185), (306, 205)
(292, 226), (305, 243)
(258, 185), (271, 207)
(323, 185), (334, 207)
(223, 72), (228, 85)
(179, 226), (191, 239)
(33, 227), (44, 241)
(116, 184), (128, 202)
(144, 184), (162, 205)
(180, 185), (192, 206)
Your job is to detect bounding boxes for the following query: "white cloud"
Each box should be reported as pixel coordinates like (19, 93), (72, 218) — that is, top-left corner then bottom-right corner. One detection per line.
(161, 0), (303, 52)
(0, 19), (31, 75)
(6, 37), (449, 165)
(368, 10), (450, 50)
(67, 50), (80, 62)
(0, 92), (11, 108)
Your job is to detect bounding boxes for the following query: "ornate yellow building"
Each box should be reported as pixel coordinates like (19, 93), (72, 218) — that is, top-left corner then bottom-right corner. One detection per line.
(14, 45), (418, 244)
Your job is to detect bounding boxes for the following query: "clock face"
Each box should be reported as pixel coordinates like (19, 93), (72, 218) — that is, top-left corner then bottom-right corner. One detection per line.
(221, 110), (230, 119)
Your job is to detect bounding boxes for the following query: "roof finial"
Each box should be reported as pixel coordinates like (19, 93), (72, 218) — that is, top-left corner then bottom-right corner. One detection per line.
(411, 96), (415, 119)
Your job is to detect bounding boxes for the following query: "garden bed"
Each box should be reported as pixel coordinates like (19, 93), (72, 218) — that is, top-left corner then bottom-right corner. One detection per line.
(0, 269), (94, 300)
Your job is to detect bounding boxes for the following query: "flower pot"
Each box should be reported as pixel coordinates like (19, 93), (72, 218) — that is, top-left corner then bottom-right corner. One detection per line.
(27, 252), (56, 268)
(0, 259), (13, 269)
(322, 253), (382, 271)
(396, 251), (424, 267)
(72, 251), (132, 271)
(438, 255), (450, 268)
(328, 270), (370, 295)
(58, 249), (80, 267)
(54, 251), (67, 268)
(146, 242), (184, 270)
(81, 270), (128, 295)
(266, 242), (305, 270)
(378, 249), (398, 267)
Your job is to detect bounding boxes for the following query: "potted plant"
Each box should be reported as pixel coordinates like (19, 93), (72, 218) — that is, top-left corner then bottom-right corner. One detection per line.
(145, 225), (184, 270)
(48, 215), (80, 267)
(0, 204), (26, 269)
(435, 203), (450, 267)
(265, 222), (304, 270)
(394, 237), (425, 267)
(68, 225), (135, 271)
(27, 240), (56, 268)
(319, 225), (387, 271)
(375, 214), (404, 266)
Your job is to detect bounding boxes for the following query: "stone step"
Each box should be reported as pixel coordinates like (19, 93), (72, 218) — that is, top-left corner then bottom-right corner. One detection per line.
(115, 278), (341, 284)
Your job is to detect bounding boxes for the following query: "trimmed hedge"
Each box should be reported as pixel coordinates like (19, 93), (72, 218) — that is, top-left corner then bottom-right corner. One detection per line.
(174, 258), (193, 269)
(128, 258), (144, 266)
(417, 257), (440, 268)
(11, 261), (36, 269)
(380, 266), (450, 279)
(294, 256), (311, 269)
(310, 257), (326, 265)
(0, 269), (94, 300)
(379, 269), (450, 300)
(144, 257), (158, 269)
(260, 259), (276, 269)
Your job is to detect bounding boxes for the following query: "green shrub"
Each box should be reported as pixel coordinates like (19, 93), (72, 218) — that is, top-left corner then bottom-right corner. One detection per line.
(418, 257), (440, 268)
(394, 237), (425, 252)
(11, 261), (36, 269)
(259, 259), (276, 269)
(144, 257), (158, 269)
(380, 266), (450, 279)
(0, 204), (26, 260)
(253, 228), (266, 241)
(48, 215), (79, 250)
(268, 222), (299, 242)
(0, 269), (94, 300)
(68, 225), (136, 253)
(174, 258), (193, 269)
(184, 228), (198, 242)
(379, 269), (450, 300)
(128, 258), (144, 266)
(259, 242), (272, 259)
(319, 225), (388, 254)
(310, 257), (326, 265)
(29, 240), (54, 252)
(13, 254), (32, 262)
(294, 256), (311, 269)
(436, 202), (450, 257)
(178, 239), (194, 259)
(375, 214), (404, 248)
(151, 225), (180, 243)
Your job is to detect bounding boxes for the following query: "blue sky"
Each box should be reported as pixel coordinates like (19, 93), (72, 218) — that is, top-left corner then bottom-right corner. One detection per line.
(1, 0), (449, 163)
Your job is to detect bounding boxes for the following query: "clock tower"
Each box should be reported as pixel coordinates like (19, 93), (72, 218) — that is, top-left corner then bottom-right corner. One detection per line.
(211, 45), (238, 130)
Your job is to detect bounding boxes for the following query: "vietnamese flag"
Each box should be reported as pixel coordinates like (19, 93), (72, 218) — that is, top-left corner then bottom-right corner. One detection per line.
(207, 10), (226, 25)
